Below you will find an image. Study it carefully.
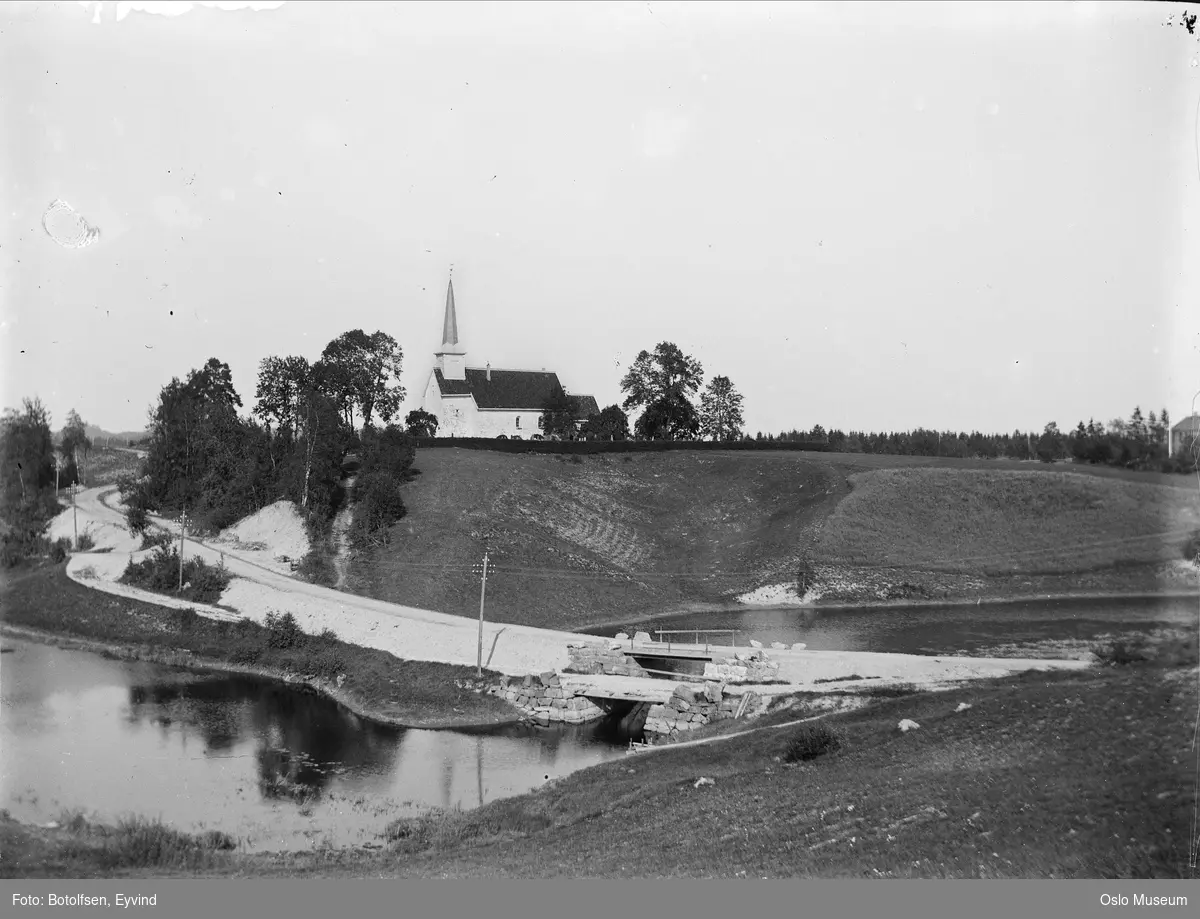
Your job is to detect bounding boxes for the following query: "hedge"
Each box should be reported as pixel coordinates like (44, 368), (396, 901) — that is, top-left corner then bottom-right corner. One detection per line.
(409, 437), (832, 455)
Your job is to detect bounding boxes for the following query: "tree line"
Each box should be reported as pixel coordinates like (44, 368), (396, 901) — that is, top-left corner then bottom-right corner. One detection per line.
(755, 406), (1196, 472)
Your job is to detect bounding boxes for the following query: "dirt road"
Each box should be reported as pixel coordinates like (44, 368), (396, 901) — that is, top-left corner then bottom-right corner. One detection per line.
(49, 487), (1092, 685)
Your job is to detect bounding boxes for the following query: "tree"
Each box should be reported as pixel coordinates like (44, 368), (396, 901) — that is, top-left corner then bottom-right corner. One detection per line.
(1128, 406), (1147, 443)
(541, 385), (579, 440)
(317, 330), (406, 430)
(60, 409), (92, 486)
(404, 409), (439, 438)
(253, 355), (312, 435)
(620, 342), (704, 440)
(1, 398), (55, 506)
(581, 404), (630, 441)
(699, 375), (745, 442)
(1036, 421), (1064, 463)
(635, 393), (700, 441)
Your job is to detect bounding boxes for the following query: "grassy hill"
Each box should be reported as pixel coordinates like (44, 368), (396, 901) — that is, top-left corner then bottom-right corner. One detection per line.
(347, 449), (1200, 630)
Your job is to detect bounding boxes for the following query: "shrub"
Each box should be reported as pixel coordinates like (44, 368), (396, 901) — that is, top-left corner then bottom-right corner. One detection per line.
(350, 471), (407, 548)
(119, 546), (232, 605)
(264, 611), (305, 650)
(297, 549), (337, 587)
(75, 531), (95, 551)
(1183, 531), (1200, 565)
(783, 722), (843, 763)
(177, 607), (199, 632)
(49, 537), (70, 564)
(140, 529), (173, 551)
(1092, 639), (1150, 666)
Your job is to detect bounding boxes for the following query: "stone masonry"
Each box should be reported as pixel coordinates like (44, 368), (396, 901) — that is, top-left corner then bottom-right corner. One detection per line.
(562, 640), (651, 678)
(643, 682), (764, 739)
(488, 671), (607, 724)
(702, 648), (781, 683)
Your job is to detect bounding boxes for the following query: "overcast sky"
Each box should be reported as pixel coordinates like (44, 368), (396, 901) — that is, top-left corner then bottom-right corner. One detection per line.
(2, 0), (1198, 436)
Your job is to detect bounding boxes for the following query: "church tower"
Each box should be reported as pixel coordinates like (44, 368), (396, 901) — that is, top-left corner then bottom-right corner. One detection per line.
(434, 277), (466, 381)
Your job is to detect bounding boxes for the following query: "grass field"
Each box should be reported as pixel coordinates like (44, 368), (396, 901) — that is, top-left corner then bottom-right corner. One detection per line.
(350, 448), (1200, 629)
(0, 564), (515, 729)
(6, 652), (1195, 878)
(813, 467), (1200, 575)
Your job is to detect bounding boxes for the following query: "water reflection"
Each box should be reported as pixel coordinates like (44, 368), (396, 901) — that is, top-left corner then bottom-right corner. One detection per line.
(2, 639), (629, 851)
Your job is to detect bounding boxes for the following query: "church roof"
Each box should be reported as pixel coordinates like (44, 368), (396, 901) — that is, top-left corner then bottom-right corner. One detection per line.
(435, 368), (597, 417)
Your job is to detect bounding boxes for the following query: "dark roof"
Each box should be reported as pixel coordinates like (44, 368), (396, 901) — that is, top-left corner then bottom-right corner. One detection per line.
(436, 368), (594, 417)
(570, 395), (600, 419)
(1172, 413), (1200, 434)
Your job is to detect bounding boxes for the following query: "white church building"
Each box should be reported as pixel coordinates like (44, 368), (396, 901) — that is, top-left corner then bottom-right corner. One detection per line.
(420, 280), (599, 439)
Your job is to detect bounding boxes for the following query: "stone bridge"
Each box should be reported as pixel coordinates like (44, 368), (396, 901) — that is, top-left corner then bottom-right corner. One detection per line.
(486, 636), (773, 739)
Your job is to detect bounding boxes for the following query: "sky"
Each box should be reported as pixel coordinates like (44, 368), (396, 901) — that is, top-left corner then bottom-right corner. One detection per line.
(2, 0), (1199, 437)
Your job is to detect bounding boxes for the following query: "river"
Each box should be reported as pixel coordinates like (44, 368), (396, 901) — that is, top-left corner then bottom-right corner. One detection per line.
(0, 638), (635, 852)
(591, 595), (1199, 658)
(5, 595), (1195, 852)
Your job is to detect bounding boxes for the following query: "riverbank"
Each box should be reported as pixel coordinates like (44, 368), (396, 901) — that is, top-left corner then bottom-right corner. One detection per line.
(4, 652), (1195, 878)
(0, 563), (521, 731)
(578, 584), (1200, 633)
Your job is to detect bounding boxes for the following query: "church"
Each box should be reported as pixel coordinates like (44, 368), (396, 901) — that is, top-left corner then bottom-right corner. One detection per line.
(420, 279), (599, 439)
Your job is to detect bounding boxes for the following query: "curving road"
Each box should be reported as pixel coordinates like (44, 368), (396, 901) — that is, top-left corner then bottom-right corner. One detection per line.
(53, 486), (1092, 686)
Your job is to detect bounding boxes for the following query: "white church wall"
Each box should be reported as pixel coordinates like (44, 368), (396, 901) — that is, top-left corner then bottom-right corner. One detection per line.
(473, 409), (545, 439)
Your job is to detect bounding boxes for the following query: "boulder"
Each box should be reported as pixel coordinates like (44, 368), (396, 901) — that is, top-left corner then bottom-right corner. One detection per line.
(634, 631), (653, 643)
(898, 719), (920, 733)
(791, 643), (807, 651)
(608, 642), (623, 651)
(703, 681), (724, 703)
(749, 639), (764, 649)
(671, 684), (697, 703)
(771, 642), (787, 650)
(955, 703), (972, 713)
(522, 674), (534, 688)
(539, 671), (557, 685)
(614, 632), (630, 642)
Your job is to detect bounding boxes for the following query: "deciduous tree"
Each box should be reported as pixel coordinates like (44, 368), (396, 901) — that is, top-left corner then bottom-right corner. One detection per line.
(699, 375), (745, 442)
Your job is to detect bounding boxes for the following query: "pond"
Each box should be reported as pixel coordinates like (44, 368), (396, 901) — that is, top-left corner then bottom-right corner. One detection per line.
(0, 638), (636, 852)
(589, 595), (1199, 658)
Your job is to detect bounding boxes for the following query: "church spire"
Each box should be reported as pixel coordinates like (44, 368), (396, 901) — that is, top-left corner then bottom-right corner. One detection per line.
(441, 277), (459, 349)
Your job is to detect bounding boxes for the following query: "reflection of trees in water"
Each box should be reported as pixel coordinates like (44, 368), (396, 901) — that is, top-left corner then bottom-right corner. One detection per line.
(125, 679), (250, 753)
(124, 674), (402, 802)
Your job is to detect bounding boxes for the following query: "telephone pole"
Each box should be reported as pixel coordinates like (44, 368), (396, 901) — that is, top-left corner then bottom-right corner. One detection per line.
(474, 551), (490, 677)
(177, 508), (188, 592)
(71, 483), (78, 549)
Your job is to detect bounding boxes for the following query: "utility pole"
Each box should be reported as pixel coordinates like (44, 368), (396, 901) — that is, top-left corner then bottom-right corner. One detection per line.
(54, 457), (60, 498)
(474, 551), (490, 677)
(178, 508), (188, 592)
(71, 483), (78, 549)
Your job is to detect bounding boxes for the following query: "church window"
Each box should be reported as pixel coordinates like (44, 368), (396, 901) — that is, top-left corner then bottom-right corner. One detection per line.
(516, 417), (521, 429)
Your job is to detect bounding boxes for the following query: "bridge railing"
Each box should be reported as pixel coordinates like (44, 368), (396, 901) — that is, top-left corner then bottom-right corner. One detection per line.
(649, 629), (739, 653)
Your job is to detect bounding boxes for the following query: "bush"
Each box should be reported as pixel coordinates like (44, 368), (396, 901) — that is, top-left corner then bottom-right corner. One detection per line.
(264, 611), (305, 650)
(783, 722), (843, 763)
(297, 549), (337, 587)
(49, 537), (70, 563)
(1183, 531), (1200, 565)
(1092, 639), (1149, 666)
(140, 529), (173, 550)
(351, 471), (407, 548)
(76, 531), (95, 551)
(119, 546), (232, 605)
